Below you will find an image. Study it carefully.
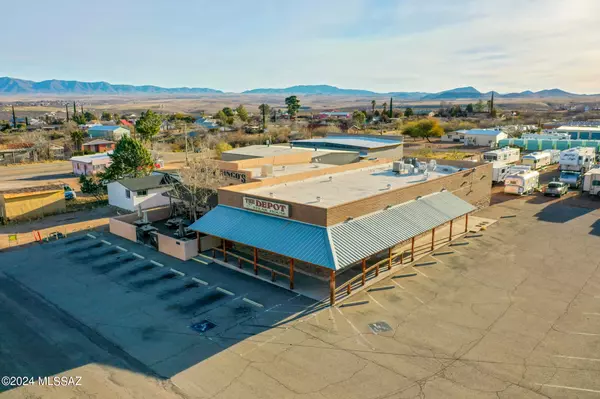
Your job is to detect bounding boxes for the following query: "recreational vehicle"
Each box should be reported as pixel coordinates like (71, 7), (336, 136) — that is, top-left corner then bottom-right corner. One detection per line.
(492, 163), (531, 184)
(559, 147), (596, 188)
(504, 170), (540, 195)
(521, 152), (552, 170)
(583, 168), (600, 195)
(483, 147), (520, 164)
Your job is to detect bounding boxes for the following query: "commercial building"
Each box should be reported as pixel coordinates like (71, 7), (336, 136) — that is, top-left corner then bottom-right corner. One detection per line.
(70, 152), (112, 176)
(290, 134), (403, 159)
(88, 125), (130, 140)
(190, 158), (492, 304)
(0, 184), (66, 222)
(221, 144), (360, 165)
(554, 126), (600, 140)
(107, 175), (173, 211)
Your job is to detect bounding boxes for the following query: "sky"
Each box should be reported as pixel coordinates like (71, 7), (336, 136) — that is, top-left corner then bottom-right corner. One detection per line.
(2, 0), (600, 94)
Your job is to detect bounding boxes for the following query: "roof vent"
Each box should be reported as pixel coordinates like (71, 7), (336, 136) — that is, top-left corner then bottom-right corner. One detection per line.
(385, 205), (392, 210)
(316, 196), (321, 203)
(282, 165), (286, 171)
(416, 195), (422, 200)
(269, 192), (274, 198)
(346, 216), (354, 222)
(386, 183), (392, 190)
(329, 176), (333, 182)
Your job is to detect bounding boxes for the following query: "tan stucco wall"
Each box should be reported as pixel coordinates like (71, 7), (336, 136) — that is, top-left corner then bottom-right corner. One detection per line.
(199, 235), (221, 252)
(109, 218), (137, 242)
(158, 233), (198, 261)
(1, 190), (66, 221)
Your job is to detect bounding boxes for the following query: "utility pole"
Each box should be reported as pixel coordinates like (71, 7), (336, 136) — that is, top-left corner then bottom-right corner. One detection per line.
(73, 102), (77, 115)
(11, 105), (16, 128)
(184, 122), (189, 166)
(65, 104), (70, 122)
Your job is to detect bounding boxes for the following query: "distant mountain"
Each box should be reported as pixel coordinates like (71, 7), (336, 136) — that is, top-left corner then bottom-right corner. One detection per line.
(242, 85), (377, 95)
(0, 77), (223, 95)
(0, 77), (594, 99)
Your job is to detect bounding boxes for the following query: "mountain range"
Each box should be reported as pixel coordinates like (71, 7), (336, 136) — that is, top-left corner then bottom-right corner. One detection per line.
(0, 77), (594, 99)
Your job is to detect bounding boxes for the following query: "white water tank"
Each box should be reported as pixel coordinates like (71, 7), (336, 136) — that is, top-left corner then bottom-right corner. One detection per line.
(393, 161), (403, 173)
(261, 164), (273, 177)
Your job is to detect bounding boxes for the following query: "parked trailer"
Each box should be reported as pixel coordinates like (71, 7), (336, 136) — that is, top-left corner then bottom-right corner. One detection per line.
(559, 147), (597, 188)
(543, 149), (560, 164)
(582, 168), (600, 195)
(492, 163), (531, 184)
(521, 152), (552, 170)
(504, 170), (540, 195)
(483, 147), (520, 164)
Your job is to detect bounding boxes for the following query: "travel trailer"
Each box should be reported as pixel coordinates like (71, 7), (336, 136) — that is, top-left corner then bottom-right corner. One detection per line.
(559, 147), (596, 188)
(492, 163), (531, 184)
(504, 170), (540, 195)
(482, 147), (520, 164)
(521, 152), (552, 170)
(582, 168), (600, 195)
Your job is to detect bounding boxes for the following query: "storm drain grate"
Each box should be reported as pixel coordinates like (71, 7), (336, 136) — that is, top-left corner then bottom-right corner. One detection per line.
(368, 321), (392, 334)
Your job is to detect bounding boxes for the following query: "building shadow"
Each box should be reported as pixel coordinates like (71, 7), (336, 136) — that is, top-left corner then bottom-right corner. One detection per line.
(531, 195), (599, 223)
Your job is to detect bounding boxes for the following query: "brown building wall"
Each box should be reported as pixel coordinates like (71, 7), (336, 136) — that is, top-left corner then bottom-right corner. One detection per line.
(1, 190), (66, 221)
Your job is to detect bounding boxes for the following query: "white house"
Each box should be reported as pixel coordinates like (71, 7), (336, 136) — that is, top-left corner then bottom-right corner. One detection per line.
(462, 129), (508, 147)
(107, 175), (173, 211)
(441, 130), (466, 143)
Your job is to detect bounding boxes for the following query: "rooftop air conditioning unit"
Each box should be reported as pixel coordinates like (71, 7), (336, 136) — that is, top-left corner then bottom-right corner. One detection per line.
(392, 161), (403, 173)
(427, 160), (437, 171)
(261, 164), (273, 177)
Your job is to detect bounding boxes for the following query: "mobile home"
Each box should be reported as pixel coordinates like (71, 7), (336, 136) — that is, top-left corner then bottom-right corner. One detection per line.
(504, 170), (540, 195)
(521, 152), (552, 170)
(482, 147), (520, 164)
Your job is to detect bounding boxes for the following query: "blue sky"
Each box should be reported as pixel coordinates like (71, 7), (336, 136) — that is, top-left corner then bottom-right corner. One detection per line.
(3, 0), (599, 93)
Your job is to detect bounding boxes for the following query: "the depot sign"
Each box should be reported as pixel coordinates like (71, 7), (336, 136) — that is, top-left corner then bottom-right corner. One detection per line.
(243, 196), (290, 217)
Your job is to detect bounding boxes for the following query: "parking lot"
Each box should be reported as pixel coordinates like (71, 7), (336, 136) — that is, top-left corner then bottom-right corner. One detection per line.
(2, 188), (600, 398)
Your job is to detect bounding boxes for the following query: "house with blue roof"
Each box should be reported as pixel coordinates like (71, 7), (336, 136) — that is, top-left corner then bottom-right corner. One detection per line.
(87, 125), (130, 140)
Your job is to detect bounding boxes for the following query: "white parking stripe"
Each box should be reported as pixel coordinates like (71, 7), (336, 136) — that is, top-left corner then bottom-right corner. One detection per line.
(198, 253), (213, 260)
(170, 268), (185, 277)
(536, 384), (600, 394)
(192, 277), (208, 285)
(132, 253), (144, 259)
(554, 355), (600, 362)
(191, 257), (208, 265)
(216, 287), (234, 296)
(584, 312), (600, 316)
(367, 293), (389, 311)
(101, 240), (111, 245)
(86, 234), (96, 239)
(243, 298), (264, 308)
(150, 260), (164, 267)
(116, 246), (127, 252)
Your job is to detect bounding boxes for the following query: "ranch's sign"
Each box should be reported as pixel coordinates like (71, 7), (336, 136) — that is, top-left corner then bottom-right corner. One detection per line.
(243, 197), (290, 217)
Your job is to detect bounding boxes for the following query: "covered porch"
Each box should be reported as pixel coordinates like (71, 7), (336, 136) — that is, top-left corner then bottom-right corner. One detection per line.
(188, 191), (479, 306)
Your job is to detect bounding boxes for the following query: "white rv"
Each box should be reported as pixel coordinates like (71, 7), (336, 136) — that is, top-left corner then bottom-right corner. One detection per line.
(504, 170), (540, 195)
(543, 149), (561, 164)
(521, 152), (552, 170)
(483, 147), (520, 164)
(492, 163), (531, 184)
(582, 168), (600, 195)
(559, 147), (597, 188)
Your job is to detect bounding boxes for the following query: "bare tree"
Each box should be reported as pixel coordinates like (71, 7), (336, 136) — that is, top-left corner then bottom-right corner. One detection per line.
(170, 142), (225, 221)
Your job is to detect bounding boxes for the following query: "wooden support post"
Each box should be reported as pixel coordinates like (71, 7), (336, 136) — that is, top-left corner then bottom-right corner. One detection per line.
(347, 283), (351, 295)
(253, 247), (258, 275)
(330, 270), (336, 306)
(222, 239), (227, 262)
(271, 270), (275, 282)
(289, 258), (294, 290)
(212, 249), (215, 258)
(388, 247), (392, 270)
(411, 237), (415, 262)
(400, 250), (404, 264)
(361, 259), (366, 285)
(431, 227), (436, 251)
(375, 263), (379, 277)
(465, 213), (469, 233)
(238, 257), (242, 268)
(449, 219), (453, 241)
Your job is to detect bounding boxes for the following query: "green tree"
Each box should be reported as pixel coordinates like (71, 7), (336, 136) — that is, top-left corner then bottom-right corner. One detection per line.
(135, 109), (162, 142)
(371, 100), (376, 115)
(474, 99), (485, 113)
(73, 102), (77, 115)
(215, 141), (233, 157)
(236, 105), (249, 122)
(465, 103), (474, 113)
(259, 104), (270, 131)
(382, 102), (388, 116)
(100, 136), (154, 182)
(12, 105), (16, 128)
(216, 110), (227, 125)
(72, 113), (86, 125)
(352, 110), (366, 126)
(101, 111), (112, 121)
(404, 107), (414, 118)
(222, 107), (234, 117)
(65, 105), (70, 122)
(70, 130), (85, 150)
(83, 111), (97, 122)
(284, 95), (301, 118)
(389, 97), (393, 118)
(402, 118), (444, 143)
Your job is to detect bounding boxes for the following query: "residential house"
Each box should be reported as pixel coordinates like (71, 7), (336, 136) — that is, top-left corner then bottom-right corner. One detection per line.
(82, 139), (115, 153)
(461, 129), (508, 147)
(107, 174), (173, 211)
(88, 125), (130, 140)
(441, 130), (466, 143)
(70, 152), (112, 176)
(119, 119), (133, 127)
(315, 111), (352, 120)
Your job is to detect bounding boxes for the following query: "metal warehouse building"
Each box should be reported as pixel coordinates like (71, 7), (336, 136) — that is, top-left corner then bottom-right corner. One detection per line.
(190, 158), (492, 305)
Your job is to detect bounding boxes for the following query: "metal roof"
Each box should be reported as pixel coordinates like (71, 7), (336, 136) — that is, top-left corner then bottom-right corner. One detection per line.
(83, 139), (114, 145)
(189, 205), (336, 269)
(459, 129), (505, 136)
(189, 191), (474, 271)
(88, 125), (129, 131)
(116, 175), (169, 191)
(291, 136), (402, 150)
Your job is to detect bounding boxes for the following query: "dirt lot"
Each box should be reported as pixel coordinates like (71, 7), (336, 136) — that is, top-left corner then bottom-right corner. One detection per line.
(2, 187), (600, 398)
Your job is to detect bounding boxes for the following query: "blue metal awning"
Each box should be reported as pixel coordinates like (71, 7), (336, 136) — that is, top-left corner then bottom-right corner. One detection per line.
(189, 191), (475, 271)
